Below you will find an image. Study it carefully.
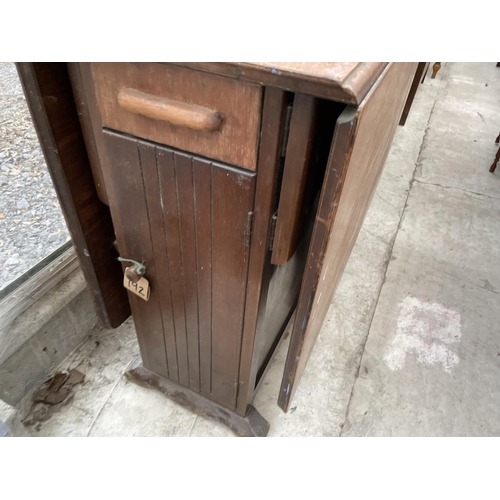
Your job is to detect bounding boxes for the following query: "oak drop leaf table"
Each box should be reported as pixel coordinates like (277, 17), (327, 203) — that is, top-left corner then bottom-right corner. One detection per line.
(18, 62), (416, 436)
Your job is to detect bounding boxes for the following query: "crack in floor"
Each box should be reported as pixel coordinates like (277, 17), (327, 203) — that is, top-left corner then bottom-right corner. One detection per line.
(85, 355), (138, 437)
(412, 178), (500, 202)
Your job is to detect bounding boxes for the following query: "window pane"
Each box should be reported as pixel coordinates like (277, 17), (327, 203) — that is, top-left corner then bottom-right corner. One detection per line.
(0, 62), (71, 292)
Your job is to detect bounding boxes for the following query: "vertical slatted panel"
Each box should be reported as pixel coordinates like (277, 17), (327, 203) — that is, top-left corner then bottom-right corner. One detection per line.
(102, 131), (168, 377)
(192, 158), (213, 397)
(211, 166), (256, 409)
(139, 143), (179, 382)
(156, 149), (190, 388)
(174, 153), (201, 393)
(104, 133), (255, 408)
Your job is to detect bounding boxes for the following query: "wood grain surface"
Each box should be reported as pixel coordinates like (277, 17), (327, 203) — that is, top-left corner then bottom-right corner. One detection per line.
(102, 132), (169, 378)
(67, 63), (110, 206)
(17, 63), (130, 329)
(399, 62), (430, 126)
(210, 164), (256, 409)
(91, 63), (263, 171)
(234, 87), (289, 415)
(172, 62), (387, 104)
(278, 62), (417, 411)
(102, 132), (256, 410)
(117, 88), (223, 132)
(271, 93), (319, 264)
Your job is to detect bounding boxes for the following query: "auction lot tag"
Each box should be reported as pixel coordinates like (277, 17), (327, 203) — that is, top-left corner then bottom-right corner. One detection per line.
(123, 275), (150, 301)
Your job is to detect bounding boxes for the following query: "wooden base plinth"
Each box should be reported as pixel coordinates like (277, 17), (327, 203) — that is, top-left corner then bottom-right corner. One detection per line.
(124, 360), (269, 437)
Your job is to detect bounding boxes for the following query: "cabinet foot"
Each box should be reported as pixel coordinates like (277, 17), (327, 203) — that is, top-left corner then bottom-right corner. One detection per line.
(124, 360), (270, 437)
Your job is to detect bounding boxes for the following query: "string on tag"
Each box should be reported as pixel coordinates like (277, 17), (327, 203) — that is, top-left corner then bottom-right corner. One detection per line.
(117, 257), (146, 275)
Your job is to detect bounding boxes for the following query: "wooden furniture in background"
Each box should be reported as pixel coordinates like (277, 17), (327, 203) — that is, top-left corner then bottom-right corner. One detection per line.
(432, 62), (442, 79)
(492, 66), (500, 172)
(399, 62), (430, 126)
(19, 62), (416, 436)
(490, 132), (500, 173)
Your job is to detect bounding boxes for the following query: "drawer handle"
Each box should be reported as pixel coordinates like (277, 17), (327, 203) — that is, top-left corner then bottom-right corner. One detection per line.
(117, 88), (223, 132)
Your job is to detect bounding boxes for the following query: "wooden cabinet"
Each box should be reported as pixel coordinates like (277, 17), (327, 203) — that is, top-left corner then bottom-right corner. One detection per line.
(18, 62), (417, 436)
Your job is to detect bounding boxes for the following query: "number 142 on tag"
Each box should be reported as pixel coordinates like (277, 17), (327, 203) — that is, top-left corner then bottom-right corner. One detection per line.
(123, 275), (150, 301)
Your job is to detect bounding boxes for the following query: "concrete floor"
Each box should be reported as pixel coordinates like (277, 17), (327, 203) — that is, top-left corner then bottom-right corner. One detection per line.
(16, 62), (500, 436)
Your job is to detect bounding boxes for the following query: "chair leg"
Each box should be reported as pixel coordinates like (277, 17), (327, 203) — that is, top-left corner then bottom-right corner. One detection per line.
(432, 62), (442, 79)
(490, 145), (500, 173)
(495, 132), (500, 144)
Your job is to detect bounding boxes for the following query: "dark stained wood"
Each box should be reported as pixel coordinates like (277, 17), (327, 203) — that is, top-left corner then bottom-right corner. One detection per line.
(192, 158), (213, 397)
(16, 63), (130, 329)
(276, 109), (356, 411)
(28, 61), (420, 429)
(101, 132), (256, 407)
(137, 144), (179, 382)
(399, 62), (430, 126)
(240, 97), (343, 413)
(158, 150), (256, 402)
(271, 93), (319, 264)
(125, 360), (269, 437)
(156, 148), (256, 405)
(253, 220), (312, 388)
(172, 62), (388, 105)
(421, 63), (430, 83)
(91, 63), (263, 171)
(235, 87), (289, 416)
(175, 153), (201, 393)
(490, 141), (500, 172)
(101, 131), (169, 378)
(211, 165), (256, 410)
(156, 149), (190, 387)
(278, 62), (417, 411)
(66, 63), (109, 206)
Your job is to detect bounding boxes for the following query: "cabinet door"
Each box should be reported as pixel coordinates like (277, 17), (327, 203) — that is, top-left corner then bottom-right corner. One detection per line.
(102, 131), (256, 411)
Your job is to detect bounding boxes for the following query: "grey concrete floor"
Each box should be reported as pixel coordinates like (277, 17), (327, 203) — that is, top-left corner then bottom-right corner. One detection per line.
(16, 62), (500, 436)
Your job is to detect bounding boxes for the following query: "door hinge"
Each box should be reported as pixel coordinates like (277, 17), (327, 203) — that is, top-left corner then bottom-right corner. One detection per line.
(280, 104), (293, 158)
(245, 211), (254, 248)
(268, 211), (278, 251)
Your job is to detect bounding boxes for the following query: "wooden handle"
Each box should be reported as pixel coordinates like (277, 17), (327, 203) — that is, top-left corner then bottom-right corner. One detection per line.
(117, 88), (223, 132)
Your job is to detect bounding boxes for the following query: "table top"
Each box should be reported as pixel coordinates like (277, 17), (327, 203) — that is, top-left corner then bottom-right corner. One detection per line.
(172, 62), (388, 105)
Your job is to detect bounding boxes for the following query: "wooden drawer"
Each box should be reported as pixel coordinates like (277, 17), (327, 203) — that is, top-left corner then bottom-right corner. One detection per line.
(90, 63), (263, 170)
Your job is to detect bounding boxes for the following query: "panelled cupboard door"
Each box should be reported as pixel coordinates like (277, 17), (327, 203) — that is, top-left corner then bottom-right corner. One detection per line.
(278, 62), (417, 411)
(102, 131), (256, 411)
